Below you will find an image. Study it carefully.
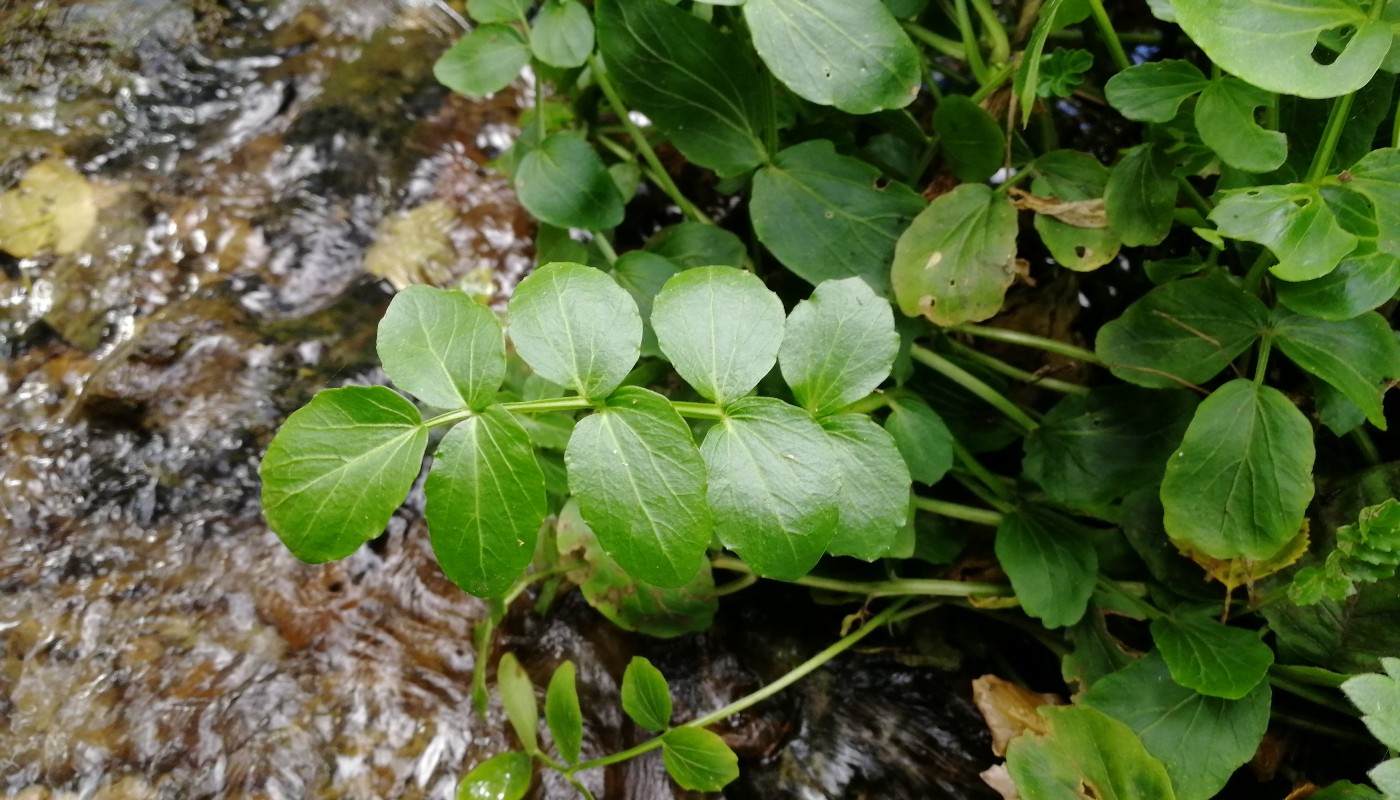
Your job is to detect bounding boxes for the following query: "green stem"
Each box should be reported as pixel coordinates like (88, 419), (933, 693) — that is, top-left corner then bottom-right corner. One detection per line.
(1177, 176), (1213, 217)
(910, 344), (1040, 433)
(1085, 0), (1131, 71)
(1351, 428), (1383, 466)
(1306, 92), (1357, 184)
(954, 0), (990, 83)
(425, 396), (727, 429)
(968, 0), (1011, 65)
(500, 561), (587, 608)
(1270, 710), (1373, 744)
(593, 234), (618, 265)
(710, 556), (1010, 599)
(1253, 336), (1272, 385)
(1268, 670), (1359, 717)
(903, 21), (968, 60)
(946, 340), (1089, 395)
(949, 325), (1103, 364)
(1095, 577), (1163, 620)
(589, 55), (713, 224)
(842, 392), (892, 414)
(1243, 250), (1277, 296)
(970, 61), (1016, 103)
(669, 400), (726, 420)
(1393, 90), (1400, 149)
(1269, 663), (1349, 690)
(913, 496), (1004, 526)
(952, 442), (1016, 504)
(566, 598), (927, 776)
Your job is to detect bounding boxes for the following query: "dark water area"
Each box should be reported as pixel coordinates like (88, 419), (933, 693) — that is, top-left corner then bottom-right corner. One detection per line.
(0, 2), (995, 797)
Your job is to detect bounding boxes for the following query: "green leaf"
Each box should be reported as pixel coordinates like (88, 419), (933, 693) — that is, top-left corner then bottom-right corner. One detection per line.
(1171, 0), (1390, 99)
(1308, 781), (1385, 800)
(531, 0), (594, 68)
(931, 95), (1004, 183)
(596, 0), (768, 177)
(515, 133), (625, 231)
(742, 0), (919, 114)
(1194, 77), (1287, 173)
(565, 386), (712, 588)
(1037, 47), (1093, 98)
(261, 387), (428, 563)
(1083, 652), (1272, 800)
(1344, 146), (1400, 251)
(621, 656), (672, 731)
(467, 0), (529, 23)
(545, 661), (583, 764)
(1292, 499), (1400, 604)
(882, 392), (954, 485)
(612, 251), (683, 358)
(1064, 611), (1135, 693)
(555, 499), (718, 637)
(1030, 150), (1121, 272)
(1023, 387), (1199, 507)
(779, 277), (899, 416)
(497, 653), (539, 754)
(645, 222), (747, 268)
(661, 728), (739, 792)
(1343, 657), (1400, 748)
(1211, 184), (1358, 281)
(1095, 273), (1269, 388)
(1275, 247), (1400, 321)
(1006, 705), (1177, 800)
(750, 139), (925, 296)
(456, 751), (532, 800)
(378, 286), (505, 411)
(1013, 0), (1069, 126)
(1104, 143), (1177, 248)
(1150, 614), (1274, 699)
(701, 397), (839, 579)
(995, 506), (1098, 629)
(1104, 60), (1209, 123)
(1160, 380), (1316, 561)
(1267, 576), (1400, 673)
(425, 407), (547, 598)
(820, 414), (911, 561)
(651, 267), (786, 405)
(891, 183), (1018, 326)
(1275, 309), (1400, 429)
(507, 262), (641, 401)
(434, 26), (531, 98)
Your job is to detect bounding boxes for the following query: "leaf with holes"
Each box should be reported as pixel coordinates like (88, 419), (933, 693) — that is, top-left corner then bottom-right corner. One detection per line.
(1030, 150), (1120, 271)
(1194, 77), (1287, 173)
(1212, 184), (1358, 282)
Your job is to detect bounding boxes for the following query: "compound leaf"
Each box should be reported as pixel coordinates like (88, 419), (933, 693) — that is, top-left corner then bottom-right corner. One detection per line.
(378, 285), (505, 411)
(820, 414), (911, 561)
(779, 277), (900, 416)
(996, 506), (1098, 629)
(515, 133), (625, 231)
(261, 386), (427, 563)
(1150, 613), (1274, 699)
(507, 262), (641, 401)
(621, 656), (672, 731)
(434, 25), (530, 98)
(662, 728), (740, 792)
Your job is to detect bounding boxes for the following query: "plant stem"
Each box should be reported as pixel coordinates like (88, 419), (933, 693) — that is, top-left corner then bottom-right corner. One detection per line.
(949, 325), (1103, 364)
(842, 392), (892, 414)
(946, 340), (1089, 395)
(1177, 176), (1213, 217)
(1243, 250), (1277, 296)
(1270, 710), (1373, 744)
(1095, 576), (1163, 620)
(1351, 428), (1383, 466)
(952, 442), (1016, 504)
(970, 61), (1016, 103)
(1268, 669), (1359, 717)
(1270, 663), (1349, 690)
(588, 56), (713, 224)
(710, 556), (1009, 599)
(1306, 92), (1357, 184)
(1085, 0), (1131, 71)
(903, 21), (968, 60)
(910, 344), (1040, 433)
(954, 0), (990, 83)
(670, 400), (726, 420)
(913, 496), (1004, 526)
(968, 0), (1011, 65)
(566, 598), (930, 776)
(592, 234), (618, 265)
(1252, 337), (1272, 385)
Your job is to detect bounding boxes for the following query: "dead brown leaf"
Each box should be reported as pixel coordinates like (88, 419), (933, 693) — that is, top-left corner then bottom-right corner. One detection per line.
(972, 674), (1064, 757)
(1008, 187), (1108, 228)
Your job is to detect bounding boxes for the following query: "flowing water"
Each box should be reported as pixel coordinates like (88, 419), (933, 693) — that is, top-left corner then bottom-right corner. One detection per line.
(0, 2), (996, 797)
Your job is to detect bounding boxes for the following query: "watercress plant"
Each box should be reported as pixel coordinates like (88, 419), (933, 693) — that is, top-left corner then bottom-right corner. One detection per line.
(261, 0), (1400, 796)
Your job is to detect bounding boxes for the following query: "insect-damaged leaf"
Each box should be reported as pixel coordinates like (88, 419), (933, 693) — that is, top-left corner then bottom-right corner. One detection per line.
(891, 184), (1018, 326)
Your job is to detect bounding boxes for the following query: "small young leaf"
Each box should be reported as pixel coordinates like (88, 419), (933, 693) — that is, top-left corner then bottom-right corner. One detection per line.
(891, 183), (1019, 326)
(820, 414), (911, 561)
(1095, 273), (1269, 388)
(611, 251), (683, 358)
(531, 0), (594, 69)
(742, 0), (920, 114)
(1171, 0), (1390, 99)
(1211, 184), (1358, 282)
(425, 407), (546, 598)
(546, 661), (583, 764)
(1104, 143), (1177, 247)
(1083, 652), (1271, 800)
(378, 286), (505, 411)
(497, 653), (539, 754)
(565, 386), (712, 588)
(1160, 380), (1316, 561)
(621, 656), (672, 731)
(995, 506), (1098, 629)
(1023, 387), (1199, 507)
(1104, 60), (1209, 122)
(1291, 499), (1400, 605)
(1194, 78), (1287, 173)
(661, 728), (740, 792)
(1006, 705), (1178, 800)
(1150, 614), (1274, 699)
(701, 397), (839, 580)
(434, 25), (531, 98)
(931, 95), (1004, 183)
(555, 500), (719, 637)
(261, 387), (428, 563)
(651, 267), (786, 405)
(466, 0), (529, 23)
(779, 277), (900, 416)
(515, 133), (625, 231)
(750, 139), (925, 295)
(1274, 309), (1400, 429)
(507, 262), (642, 401)
(882, 392), (954, 485)
(456, 751), (532, 800)
(596, 0), (768, 177)
(645, 222), (747, 268)
(1037, 47), (1093, 98)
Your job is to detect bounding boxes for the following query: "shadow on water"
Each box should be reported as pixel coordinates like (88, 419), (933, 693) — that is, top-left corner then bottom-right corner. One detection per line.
(0, 2), (995, 797)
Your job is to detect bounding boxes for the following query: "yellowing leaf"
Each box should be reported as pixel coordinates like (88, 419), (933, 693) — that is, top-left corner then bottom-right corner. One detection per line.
(0, 158), (97, 258)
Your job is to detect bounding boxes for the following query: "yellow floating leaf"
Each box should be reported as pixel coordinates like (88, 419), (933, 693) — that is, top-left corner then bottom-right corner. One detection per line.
(0, 158), (97, 257)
